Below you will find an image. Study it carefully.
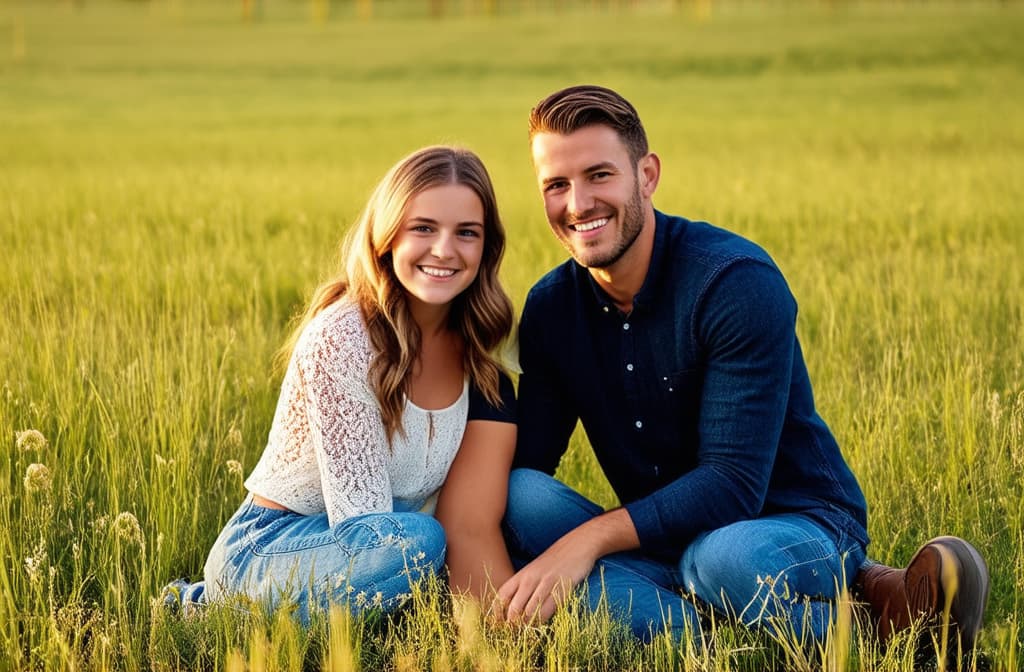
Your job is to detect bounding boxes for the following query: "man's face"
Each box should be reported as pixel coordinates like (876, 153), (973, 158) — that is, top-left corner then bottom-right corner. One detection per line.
(531, 124), (646, 270)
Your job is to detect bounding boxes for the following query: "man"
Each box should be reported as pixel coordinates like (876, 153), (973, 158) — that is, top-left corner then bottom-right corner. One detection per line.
(496, 85), (989, 652)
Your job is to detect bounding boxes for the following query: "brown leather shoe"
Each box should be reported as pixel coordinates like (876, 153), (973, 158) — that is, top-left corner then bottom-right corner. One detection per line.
(853, 536), (989, 653)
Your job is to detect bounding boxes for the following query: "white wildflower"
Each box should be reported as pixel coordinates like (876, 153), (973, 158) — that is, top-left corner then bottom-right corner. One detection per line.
(111, 512), (144, 547)
(16, 429), (48, 453)
(91, 514), (110, 534)
(25, 540), (47, 583)
(24, 463), (52, 493)
(25, 556), (42, 582)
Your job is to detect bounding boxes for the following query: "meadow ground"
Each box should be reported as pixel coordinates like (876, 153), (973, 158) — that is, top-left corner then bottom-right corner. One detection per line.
(1, 1), (1022, 669)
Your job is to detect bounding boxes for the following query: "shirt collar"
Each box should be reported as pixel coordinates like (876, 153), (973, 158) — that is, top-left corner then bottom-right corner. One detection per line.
(580, 209), (674, 316)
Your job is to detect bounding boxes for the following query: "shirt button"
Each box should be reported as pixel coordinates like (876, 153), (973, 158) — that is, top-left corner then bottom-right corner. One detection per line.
(623, 323), (630, 331)
(603, 306), (610, 313)
(635, 420), (643, 429)
(626, 363), (634, 372)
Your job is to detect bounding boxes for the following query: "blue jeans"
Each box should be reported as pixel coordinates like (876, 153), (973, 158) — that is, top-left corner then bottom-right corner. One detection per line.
(503, 469), (866, 643)
(202, 495), (446, 623)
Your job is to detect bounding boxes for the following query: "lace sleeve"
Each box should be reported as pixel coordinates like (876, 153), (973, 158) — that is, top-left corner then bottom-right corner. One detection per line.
(294, 305), (392, 526)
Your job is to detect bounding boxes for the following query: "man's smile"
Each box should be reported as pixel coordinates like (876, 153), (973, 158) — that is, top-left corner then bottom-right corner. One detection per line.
(568, 217), (609, 233)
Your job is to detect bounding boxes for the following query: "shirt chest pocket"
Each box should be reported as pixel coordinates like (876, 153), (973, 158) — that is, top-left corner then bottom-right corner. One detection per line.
(649, 368), (702, 426)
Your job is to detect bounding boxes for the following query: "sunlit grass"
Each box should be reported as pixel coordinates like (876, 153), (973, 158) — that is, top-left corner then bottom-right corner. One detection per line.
(2, 0), (1022, 669)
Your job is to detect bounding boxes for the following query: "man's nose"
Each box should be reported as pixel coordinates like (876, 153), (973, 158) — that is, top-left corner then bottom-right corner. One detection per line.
(567, 184), (594, 219)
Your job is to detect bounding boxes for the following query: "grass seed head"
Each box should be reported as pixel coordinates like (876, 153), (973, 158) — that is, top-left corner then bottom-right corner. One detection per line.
(24, 463), (53, 493)
(112, 512), (144, 547)
(16, 429), (48, 453)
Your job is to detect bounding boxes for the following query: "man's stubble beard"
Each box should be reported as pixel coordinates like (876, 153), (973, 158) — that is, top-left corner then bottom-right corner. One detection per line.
(564, 183), (644, 270)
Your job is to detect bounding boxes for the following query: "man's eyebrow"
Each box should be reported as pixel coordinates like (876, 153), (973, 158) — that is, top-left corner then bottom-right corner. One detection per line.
(541, 161), (620, 185)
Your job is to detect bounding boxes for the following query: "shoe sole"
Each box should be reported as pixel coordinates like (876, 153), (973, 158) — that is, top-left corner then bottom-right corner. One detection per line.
(931, 535), (989, 649)
(906, 536), (989, 652)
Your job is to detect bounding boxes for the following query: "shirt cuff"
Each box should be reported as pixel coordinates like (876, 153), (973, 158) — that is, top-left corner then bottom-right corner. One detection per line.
(623, 498), (667, 555)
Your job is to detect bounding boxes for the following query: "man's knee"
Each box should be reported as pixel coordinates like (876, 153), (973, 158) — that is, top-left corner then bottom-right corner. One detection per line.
(681, 519), (844, 607)
(503, 469), (602, 557)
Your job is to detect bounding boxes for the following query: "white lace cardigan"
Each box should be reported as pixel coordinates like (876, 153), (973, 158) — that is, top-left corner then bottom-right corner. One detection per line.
(245, 300), (470, 526)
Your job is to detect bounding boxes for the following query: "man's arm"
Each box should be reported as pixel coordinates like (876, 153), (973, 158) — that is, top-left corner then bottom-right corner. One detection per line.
(624, 260), (798, 554)
(500, 261), (798, 618)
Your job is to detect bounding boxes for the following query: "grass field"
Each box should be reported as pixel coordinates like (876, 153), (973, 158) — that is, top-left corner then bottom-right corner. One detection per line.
(2, 0), (1023, 669)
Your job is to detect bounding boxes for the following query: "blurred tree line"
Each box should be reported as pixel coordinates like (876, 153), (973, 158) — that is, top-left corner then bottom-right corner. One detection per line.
(57, 0), (722, 22)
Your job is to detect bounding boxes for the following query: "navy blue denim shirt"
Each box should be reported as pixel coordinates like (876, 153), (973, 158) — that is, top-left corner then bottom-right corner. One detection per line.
(514, 211), (868, 558)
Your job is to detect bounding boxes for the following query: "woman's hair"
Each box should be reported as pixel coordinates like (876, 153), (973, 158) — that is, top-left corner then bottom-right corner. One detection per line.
(279, 145), (514, 442)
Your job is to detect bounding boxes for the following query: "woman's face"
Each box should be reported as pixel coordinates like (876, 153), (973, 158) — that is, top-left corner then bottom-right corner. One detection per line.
(390, 183), (486, 314)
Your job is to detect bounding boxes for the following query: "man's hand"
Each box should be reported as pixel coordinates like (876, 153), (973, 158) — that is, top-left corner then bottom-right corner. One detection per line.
(495, 508), (641, 624)
(496, 532), (597, 623)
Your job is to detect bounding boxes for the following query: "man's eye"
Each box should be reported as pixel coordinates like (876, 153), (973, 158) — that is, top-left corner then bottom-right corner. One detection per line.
(544, 182), (567, 192)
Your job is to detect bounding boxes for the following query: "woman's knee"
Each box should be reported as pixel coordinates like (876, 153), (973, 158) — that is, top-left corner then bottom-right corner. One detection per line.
(400, 513), (446, 570)
(334, 512), (446, 572)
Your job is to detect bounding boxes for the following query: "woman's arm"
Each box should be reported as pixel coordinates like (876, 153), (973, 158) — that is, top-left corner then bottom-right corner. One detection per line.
(435, 419), (516, 612)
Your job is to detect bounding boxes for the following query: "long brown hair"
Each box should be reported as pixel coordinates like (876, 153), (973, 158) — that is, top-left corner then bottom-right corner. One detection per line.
(279, 146), (513, 441)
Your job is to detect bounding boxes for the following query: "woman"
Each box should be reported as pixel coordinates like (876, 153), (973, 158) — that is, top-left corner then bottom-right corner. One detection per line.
(175, 146), (517, 622)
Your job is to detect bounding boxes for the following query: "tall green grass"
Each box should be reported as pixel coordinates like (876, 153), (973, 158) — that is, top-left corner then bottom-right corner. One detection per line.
(2, 1), (1022, 669)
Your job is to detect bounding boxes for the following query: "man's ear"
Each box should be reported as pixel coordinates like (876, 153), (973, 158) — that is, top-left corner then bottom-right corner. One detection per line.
(638, 152), (661, 198)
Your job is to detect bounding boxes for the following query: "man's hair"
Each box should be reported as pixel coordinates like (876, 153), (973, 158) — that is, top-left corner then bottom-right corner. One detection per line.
(528, 85), (649, 164)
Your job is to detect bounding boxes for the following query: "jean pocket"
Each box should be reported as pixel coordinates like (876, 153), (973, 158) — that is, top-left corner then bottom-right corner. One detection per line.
(779, 536), (832, 566)
(332, 514), (406, 552)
